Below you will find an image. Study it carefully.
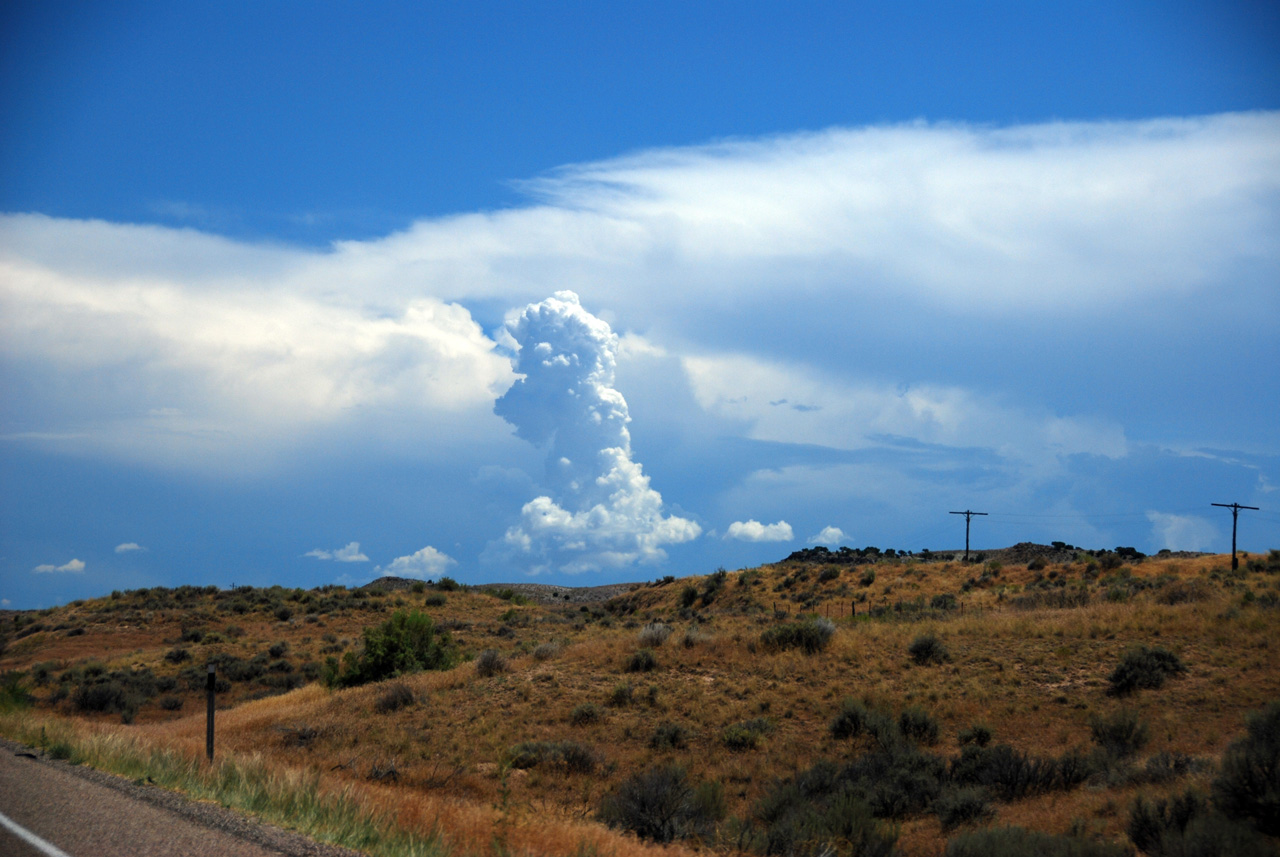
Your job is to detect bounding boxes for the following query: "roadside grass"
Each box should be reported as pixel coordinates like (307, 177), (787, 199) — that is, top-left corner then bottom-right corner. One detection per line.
(2, 552), (1277, 857)
(0, 709), (446, 857)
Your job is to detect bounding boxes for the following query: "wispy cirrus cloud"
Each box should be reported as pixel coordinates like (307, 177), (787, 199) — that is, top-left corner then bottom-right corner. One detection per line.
(681, 352), (1128, 466)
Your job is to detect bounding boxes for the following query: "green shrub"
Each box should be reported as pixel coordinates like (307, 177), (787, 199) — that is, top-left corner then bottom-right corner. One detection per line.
(638, 622), (672, 648)
(1128, 790), (1204, 855)
(949, 743), (1069, 800)
(0, 671), (32, 710)
(70, 667), (157, 721)
(1108, 646), (1187, 696)
(699, 569), (728, 607)
(946, 827), (1128, 857)
(374, 682), (415, 714)
(830, 698), (871, 740)
(608, 682), (634, 707)
(158, 694), (184, 711)
(598, 765), (724, 843)
(474, 649), (506, 678)
(829, 698), (896, 745)
(1213, 701), (1280, 835)
(723, 718), (773, 751)
(1138, 751), (1198, 785)
(680, 628), (710, 648)
(164, 646), (192, 664)
(47, 739), (76, 761)
(680, 585), (698, 608)
(1129, 790), (1272, 857)
(760, 617), (835, 654)
(930, 593), (958, 611)
(423, 593), (446, 607)
(958, 723), (993, 747)
(650, 721), (691, 750)
(30, 662), (55, 686)
(1011, 587), (1091, 610)
(570, 703), (603, 726)
(934, 786), (993, 830)
(1090, 709), (1150, 759)
(841, 744), (946, 818)
(899, 706), (940, 745)
(506, 740), (596, 774)
(268, 641), (288, 658)
(752, 784), (897, 857)
(626, 649), (658, 673)
(325, 609), (457, 688)
(908, 633), (950, 666)
(435, 576), (460, 591)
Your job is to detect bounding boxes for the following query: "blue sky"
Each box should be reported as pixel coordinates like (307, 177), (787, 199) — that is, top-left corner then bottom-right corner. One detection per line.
(2, 1), (1278, 608)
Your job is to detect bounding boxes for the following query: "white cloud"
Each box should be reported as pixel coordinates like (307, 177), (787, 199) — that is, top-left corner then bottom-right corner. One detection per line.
(811, 526), (846, 545)
(491, 292), (700, 572)
(305, 541), (369, 562)
(726, 520), (794, 542)
(1, 113), (1272, 477)
(0, 222), (515, 471)
(1147, 511), (1219, 552)
(379, 546), (456, 580)
(114, 542), (145, 553)
(0, 114), (1275, 578)
(333, 542), (369, 562)
(33, 558), (85, 573)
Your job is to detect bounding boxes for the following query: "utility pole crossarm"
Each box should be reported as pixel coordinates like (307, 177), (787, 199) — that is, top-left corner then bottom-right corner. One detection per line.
(1212, 502), (1260, 570)
(950, 510), (988, 562)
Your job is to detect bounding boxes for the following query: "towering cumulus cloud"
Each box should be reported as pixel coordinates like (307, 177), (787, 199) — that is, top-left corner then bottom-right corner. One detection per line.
(495, 292), (700, 572)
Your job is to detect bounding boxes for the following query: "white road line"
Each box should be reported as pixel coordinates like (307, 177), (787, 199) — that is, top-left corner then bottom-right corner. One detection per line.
(0, 808), (74, 857)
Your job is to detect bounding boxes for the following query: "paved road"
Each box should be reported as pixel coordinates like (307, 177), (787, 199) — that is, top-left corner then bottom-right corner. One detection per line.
(0, 740), (364, 857)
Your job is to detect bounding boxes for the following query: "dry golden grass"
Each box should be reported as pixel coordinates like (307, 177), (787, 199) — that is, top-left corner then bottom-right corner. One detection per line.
(3, 551), (1279, 856)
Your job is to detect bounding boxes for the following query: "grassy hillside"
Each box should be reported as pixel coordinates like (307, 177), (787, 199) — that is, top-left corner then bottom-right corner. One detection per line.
(2, 547), (1278, 856)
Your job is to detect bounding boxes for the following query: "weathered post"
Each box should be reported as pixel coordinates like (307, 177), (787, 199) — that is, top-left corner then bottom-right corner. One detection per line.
(206, 663), (216, 763)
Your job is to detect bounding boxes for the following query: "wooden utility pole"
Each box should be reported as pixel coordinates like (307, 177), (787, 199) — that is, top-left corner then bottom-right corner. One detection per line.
(1212, 502), (1259, 570)
(950, 510), (987, 562)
